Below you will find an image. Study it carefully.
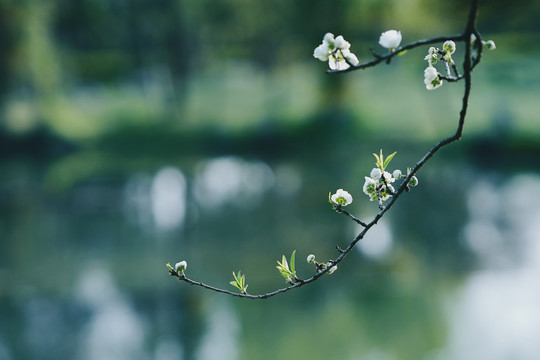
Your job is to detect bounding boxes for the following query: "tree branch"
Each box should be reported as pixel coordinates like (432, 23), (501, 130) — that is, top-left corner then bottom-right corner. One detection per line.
(168, 0), (484, 299)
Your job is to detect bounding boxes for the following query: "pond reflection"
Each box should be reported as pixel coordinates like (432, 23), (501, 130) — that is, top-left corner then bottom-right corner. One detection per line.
(194, 299), (239, 360)
(76, 266), (146, 360)
(1, 153), (540, 359)
(193, 156), (275, 210)
(124, 167), (187, 232)
(443, 174), (540, 359)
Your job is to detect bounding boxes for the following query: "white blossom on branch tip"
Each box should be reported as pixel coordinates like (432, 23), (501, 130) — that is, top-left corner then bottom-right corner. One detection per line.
(330, 189), (353, 206)
(485, 40), (496, 50)
(379, 30), (402, 51)
(175, 260), (187, 273)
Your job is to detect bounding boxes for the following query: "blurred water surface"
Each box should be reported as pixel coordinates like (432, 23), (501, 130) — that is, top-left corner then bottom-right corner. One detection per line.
(2, 144), (540, 360)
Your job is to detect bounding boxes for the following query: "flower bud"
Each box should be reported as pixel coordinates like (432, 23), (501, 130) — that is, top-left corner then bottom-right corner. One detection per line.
(485, 40), (496, 50)
(443, 40), (456, 55)
(379, 30), (402, 51)
(327, 265), (338, 274)
(392, 169), (403, 180)
(307, 254), (316, 264)
(370, 168), (382, 180)
(175, 260), (187, 273)
(408, 176), (419, 187)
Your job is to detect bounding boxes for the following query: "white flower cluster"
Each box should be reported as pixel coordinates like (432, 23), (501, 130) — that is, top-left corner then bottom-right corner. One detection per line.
(362, 151), (418, 203)
(422, 40), (456, 90)
(313, 33), (359, 70)
(363, 168), (397, 202)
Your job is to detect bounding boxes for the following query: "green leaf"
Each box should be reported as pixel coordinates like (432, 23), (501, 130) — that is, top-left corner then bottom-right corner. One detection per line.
(373, 152), (381, 168)
(397, 49), (408, 56)
(240, 273), (245, 287)
(290, 250), (296, 274)
(383, 151), (397, 170)
(281, 255), (288, 270)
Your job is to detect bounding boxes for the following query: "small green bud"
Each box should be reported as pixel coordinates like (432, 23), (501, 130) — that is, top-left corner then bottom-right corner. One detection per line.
(175, 260), (187, 273)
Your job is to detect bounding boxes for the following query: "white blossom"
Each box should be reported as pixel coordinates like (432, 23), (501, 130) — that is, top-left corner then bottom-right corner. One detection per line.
(328, 54), (350, 71)
(331, 189), (353, 206)
(313, 32), (334, 61)
(323, 32), (335, 44)
(379, 30), (402, 51)
(307, 254), (316, 263)
(334, 35), (350, 50)
(363, 177), (378, 201)
(382, 171), (394, 183)
(392, 169), (403, 180)
(313, 43), (330, 61)
(342, 48), (359, 66)
(424, 66), (443, 90)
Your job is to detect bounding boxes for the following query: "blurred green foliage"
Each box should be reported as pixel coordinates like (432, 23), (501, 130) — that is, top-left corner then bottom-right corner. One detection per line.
(0, 0), (537, 147)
